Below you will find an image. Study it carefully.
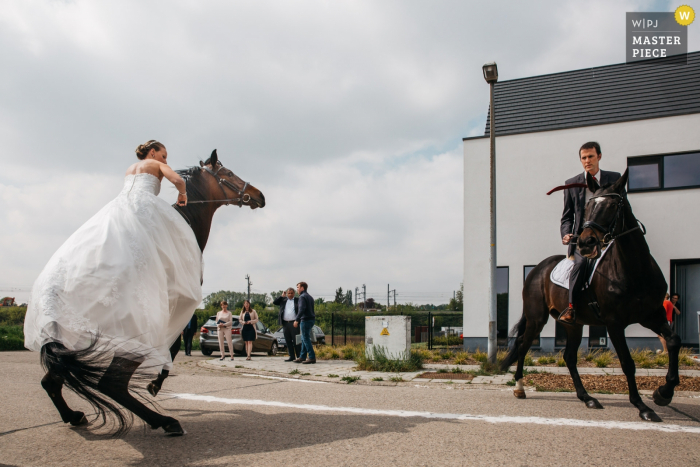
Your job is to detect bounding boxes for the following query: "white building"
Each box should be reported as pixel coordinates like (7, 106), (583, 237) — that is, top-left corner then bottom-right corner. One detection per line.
(463, 52), (700, 352)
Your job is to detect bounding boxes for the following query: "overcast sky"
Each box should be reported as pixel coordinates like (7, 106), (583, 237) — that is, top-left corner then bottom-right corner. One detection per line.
(1, 0), (696, 306)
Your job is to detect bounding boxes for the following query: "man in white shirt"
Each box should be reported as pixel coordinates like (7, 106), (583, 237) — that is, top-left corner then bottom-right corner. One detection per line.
(273, 288), (301, 361)
(559, 141), (622, 323)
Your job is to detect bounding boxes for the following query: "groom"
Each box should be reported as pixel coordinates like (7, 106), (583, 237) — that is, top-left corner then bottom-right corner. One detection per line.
(559, 141), (621, 323)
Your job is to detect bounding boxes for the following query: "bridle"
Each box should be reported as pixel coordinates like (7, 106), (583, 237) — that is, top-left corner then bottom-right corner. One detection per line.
(185, 163), (251, 207)
(581, 193), (646, 246)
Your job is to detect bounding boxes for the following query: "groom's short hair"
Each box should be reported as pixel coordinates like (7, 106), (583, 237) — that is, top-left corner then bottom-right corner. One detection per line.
(286, 287), (295, 293)
(297, 282), (308, 291)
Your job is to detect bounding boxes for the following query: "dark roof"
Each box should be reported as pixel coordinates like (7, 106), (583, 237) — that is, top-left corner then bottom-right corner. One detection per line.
(473, 51), (700, 139)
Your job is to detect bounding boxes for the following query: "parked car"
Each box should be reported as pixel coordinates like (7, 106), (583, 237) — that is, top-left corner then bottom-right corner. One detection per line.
(273, 325), (326, 348)
(199, 315), (278, 356)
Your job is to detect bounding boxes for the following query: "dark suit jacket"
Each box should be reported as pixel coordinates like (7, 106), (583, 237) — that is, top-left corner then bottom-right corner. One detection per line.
(295, 291), (315, 322)
(273, 295), (299, 325)
(183, 314), (198, 336)
(560, 170), (621, 256)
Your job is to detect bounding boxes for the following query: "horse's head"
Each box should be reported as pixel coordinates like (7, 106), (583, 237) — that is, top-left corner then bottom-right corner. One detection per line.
(578, 169), (629, 259)
(194, 149), (265, 209)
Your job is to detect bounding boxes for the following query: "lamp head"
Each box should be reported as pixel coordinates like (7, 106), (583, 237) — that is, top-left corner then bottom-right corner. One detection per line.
(482, 62), (498, 84)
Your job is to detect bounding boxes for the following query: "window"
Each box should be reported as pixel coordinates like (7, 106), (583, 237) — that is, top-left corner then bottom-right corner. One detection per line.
(628, 151), (700, 192)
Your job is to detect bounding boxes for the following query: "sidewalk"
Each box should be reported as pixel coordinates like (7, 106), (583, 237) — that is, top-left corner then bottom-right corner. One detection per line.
(198, 356), (700, 385)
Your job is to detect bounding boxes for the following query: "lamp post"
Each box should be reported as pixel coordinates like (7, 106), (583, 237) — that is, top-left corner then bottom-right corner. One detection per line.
(482, 62), (498, 364)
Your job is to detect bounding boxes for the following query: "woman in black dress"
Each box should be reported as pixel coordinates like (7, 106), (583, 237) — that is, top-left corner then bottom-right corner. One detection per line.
(239, 300), (258, 360)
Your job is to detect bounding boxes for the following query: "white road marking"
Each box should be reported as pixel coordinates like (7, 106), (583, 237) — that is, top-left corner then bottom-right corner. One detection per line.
(172, 393), (700, 434)
(238, 374), (326, 384)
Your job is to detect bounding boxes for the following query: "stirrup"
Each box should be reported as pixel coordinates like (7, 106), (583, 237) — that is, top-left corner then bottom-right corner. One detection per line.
(558, 307), (576, 324)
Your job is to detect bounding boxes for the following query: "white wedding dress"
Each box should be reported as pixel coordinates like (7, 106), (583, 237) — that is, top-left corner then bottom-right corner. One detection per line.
(24, 173), (202, 373)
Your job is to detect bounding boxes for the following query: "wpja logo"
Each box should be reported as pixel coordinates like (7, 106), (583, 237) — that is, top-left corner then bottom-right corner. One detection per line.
(626, 7), (692, 64)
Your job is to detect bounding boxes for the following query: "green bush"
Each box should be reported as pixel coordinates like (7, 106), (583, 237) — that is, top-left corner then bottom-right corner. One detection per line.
(355, 345), (424, 372)
(0, 325), (25, 351)
(0, 307), (27, 326)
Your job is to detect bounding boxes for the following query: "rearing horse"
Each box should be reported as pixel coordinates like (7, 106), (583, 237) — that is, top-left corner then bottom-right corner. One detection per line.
(40, 150), (265, 435)
(500, 169), (680, 422)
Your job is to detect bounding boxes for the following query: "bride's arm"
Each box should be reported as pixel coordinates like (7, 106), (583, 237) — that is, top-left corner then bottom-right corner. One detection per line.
(159, 163), (188, 206)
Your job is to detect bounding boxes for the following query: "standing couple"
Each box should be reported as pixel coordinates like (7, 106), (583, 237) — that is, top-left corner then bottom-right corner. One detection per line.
(273, 282), (316, 364)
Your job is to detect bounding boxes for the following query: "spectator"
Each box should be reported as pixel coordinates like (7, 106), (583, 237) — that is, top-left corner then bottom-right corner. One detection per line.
(658, 293), (674, 353)
(293, 281), (316, 364)
(182, 313), (198, 356)
(239, 300), (259, 360)
(670, 293), (682, 331)
(273, 288), (301, 362)
(216, 301), (234, 361)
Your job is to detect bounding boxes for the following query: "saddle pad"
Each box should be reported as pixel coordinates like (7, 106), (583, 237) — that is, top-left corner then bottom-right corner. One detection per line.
(550, 240), (614, 290)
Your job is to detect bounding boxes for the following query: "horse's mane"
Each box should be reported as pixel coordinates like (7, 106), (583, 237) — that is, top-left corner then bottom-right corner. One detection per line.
(173, 166), (211, 251)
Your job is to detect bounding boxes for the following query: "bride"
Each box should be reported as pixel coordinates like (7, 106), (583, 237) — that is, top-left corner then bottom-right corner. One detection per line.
(24, 140), (202, 374)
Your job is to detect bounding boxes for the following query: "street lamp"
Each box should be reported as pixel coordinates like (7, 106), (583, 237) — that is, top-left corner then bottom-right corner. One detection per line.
(483, 61), (498, 364)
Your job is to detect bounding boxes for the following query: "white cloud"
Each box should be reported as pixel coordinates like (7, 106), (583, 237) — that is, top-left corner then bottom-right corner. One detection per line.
(0, 0), (689, 305)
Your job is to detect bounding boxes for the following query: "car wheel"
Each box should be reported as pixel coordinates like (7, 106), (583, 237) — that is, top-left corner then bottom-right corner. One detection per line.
(268, 341), (278, 356)
(201, 347), (213, 356)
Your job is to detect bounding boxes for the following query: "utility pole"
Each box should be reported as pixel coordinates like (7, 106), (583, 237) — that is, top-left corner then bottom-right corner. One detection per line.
(245, 274), (252, 301)
(387, 284), (390, 311)
(362, 284), (366, 311)
(392, 290), (396, 306)
(355, 287), (359, 307)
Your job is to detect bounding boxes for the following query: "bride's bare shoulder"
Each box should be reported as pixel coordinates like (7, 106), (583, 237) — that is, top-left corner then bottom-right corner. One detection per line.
(125, 160), (162, 177)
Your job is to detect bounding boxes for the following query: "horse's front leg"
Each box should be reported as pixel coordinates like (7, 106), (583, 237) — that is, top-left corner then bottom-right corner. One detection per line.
(148, 335), (181, 397)
(563, 324), (602, 409)
(641, 316), (681, 406)
(607, 326), (662, 422)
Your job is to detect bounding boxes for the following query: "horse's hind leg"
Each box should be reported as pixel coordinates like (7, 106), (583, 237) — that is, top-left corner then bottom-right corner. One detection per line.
(607, 326), (662, 422)
(563, 325), (602, 409)
(98, 356), (184, 435)
(41, 371), (88, 426)
(512, 319), (544, 399)
(148, 335), (181, 397)
(641, 317), (680, 406)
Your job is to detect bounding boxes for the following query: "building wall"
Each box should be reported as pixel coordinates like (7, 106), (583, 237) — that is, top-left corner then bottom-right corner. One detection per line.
(463, 113), (700, 348)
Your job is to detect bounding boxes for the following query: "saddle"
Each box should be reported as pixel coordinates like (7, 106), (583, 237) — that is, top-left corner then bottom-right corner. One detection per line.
(550, 241), (613, 290)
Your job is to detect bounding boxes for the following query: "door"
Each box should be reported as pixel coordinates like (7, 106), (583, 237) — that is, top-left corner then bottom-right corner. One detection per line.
(673, 261), (700, 346)
(254, 321), (271, 351)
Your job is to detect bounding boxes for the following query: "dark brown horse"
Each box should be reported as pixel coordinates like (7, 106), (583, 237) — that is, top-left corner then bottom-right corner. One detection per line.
(500, 170), (680, 422)
(40, 150), (265, 435)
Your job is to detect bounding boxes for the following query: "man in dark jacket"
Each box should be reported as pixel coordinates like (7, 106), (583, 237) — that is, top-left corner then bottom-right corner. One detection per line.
(293, 281), (316, 364)
(559, 141), (621, 323)
(182, 313), (198, 356)
(273, 288), (301, 361)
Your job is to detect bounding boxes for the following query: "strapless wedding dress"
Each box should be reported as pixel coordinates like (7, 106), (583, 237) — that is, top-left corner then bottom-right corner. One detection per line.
(24, 173), (202, 372)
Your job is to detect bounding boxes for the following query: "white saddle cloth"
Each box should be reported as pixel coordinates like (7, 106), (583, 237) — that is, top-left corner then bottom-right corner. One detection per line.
(550, 241), (613, 289)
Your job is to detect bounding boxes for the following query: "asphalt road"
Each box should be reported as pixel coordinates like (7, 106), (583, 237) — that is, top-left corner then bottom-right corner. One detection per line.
(1, 350), (700, 467)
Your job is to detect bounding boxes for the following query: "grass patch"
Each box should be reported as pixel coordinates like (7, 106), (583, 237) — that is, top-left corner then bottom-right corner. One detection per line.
(556, 352), (566, 367)
(0, 325), (25, 351)
(235, 365), (244, 368)
(437, 368), (448, 373)
(450, 367), (465, 374)
(594, 350), (614, 368)
(389, 376), (404, 382)
(355, 346), (424, 372)
(301, 372), (311, 376)
(289, 369), (300, 375)
(327, 374), (339, 378)
(523, 351), (535, 367)
(473, 349), (487, 363)
(538, 355), (556, 365)
(679, 347), (696, 366)
(506, 380), (516, 386)
(341, 376), (360, 384)
(453, 352), (469, 365)
(371, 377), (384, 381)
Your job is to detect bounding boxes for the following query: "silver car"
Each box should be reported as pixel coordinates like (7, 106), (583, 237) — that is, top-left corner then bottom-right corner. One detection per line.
(273, 325), (326, 348)
(199, 315), (278, 356)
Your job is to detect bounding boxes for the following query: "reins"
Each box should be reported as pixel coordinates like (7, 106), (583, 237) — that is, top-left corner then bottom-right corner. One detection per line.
(582, 193), (646, 246)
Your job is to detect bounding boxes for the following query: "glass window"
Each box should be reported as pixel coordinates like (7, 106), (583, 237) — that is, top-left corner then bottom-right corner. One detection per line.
(524, 265), (536, 284)
(664, 152), (700, 188)
(628, 162), (660, 190)
(256, 321), (266, 332)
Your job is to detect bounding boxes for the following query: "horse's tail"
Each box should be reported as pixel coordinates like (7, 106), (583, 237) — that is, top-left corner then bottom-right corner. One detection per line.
(40, 339), (134, 436)
(499, 313), (528, 372)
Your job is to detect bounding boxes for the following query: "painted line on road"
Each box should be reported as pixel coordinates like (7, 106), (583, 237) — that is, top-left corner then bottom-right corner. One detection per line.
(238, 374), (326, 384)
(172, 393), (700, 434)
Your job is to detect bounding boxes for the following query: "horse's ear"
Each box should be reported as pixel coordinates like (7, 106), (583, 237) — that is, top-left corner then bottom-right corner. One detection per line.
(611, 168), (629, 194)
(586, 172), (599, 193)
(199, 160), (204, 167)
(210, 149), (218, 167)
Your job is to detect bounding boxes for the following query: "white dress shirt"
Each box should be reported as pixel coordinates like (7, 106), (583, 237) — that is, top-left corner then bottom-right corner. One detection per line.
(283, 298), (296, 321)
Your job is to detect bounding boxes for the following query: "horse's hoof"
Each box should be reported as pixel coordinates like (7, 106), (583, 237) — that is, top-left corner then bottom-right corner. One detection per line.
(162, 421), (185, 436)
(513, 389), (526, 399)
(640, 410), (662, 423)
(652, 388), (672, 407)
(147, 382), (160, 397)
(585, 399), (603, 409)
(70, 411), (88, 426)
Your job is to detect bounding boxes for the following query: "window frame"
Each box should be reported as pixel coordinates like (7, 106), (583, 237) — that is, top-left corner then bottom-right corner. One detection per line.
(627, 149), (700, 193)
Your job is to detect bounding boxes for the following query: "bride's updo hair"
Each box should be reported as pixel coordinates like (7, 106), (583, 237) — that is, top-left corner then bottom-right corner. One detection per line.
(135, 140), (165, 160)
